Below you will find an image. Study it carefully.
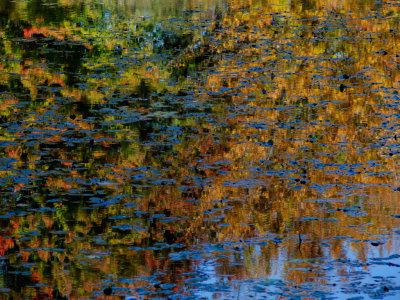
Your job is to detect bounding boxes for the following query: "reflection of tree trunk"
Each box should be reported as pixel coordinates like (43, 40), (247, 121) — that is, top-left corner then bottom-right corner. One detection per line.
(167, 4), (227, 71)
(265, 145), (273, 161)
(0, 1), (16, 26)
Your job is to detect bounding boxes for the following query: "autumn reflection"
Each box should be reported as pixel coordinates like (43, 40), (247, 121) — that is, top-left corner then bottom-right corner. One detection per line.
(1, 0), (400, 298)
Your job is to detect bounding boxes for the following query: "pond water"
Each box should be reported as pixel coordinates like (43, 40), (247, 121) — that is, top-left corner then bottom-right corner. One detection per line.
(2, 0), (400, 299)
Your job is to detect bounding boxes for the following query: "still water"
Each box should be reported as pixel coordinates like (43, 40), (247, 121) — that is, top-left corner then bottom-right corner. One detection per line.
(1, 0), (400, 298)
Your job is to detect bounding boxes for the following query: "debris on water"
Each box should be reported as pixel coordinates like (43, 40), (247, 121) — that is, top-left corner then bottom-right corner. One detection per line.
(103, 287), (112, 295)
(370, 241), (384, 246)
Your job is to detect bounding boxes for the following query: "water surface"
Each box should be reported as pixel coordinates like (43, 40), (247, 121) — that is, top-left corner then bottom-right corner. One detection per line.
(1, 0), (400, 298)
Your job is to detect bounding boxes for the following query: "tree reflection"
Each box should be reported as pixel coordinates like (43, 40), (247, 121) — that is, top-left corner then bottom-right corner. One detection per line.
(1, 0), (400, 298)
